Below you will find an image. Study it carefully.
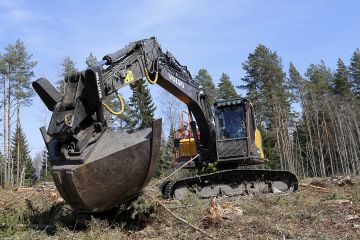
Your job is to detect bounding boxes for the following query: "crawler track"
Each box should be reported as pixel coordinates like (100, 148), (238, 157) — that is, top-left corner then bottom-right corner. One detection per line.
(162, 169), (298, 200)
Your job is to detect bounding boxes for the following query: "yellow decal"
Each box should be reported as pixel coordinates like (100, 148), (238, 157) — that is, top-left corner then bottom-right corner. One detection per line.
(124, 70), (134, 83)
(255, 128), (265, 158)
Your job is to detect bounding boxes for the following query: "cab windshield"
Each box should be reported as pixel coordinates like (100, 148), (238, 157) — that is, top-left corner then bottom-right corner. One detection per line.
(217, 106), (247, 140)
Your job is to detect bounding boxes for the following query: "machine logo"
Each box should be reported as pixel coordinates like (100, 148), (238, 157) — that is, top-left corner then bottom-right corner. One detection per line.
(95, 72), (103, 99)
(169, 73), (184, 89)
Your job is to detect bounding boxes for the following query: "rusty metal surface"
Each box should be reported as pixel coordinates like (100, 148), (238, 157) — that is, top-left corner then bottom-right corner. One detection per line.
(52, 119), (161, 212)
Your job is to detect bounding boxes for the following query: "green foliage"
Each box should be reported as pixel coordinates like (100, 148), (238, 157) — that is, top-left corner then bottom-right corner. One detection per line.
(305, 61), (333, 96)
(349, 48), (360, 96)
(288, 62), (304, 100)
(261, 128), (280, 169)
(2, 39), (36, 107)
(241, 44), (290, 168)
(127, 195), (155, 220)
(0, 39), (37, 186)
(194, 68), (216, 105)
(156, 124), (174, 177)
(216, 72), (239, 100)
(57, 56), (77, 95)
(128, 79), (156, 131)
(321, 190), (347, 202)
(332, 58), (351, 96)
(11, 124), (36, 185)
(106, 93), (136, 131)
(241, 44), (290, 124)
(200, 162), (217, 174)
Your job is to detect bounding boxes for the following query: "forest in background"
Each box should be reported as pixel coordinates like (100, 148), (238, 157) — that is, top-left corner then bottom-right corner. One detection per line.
(0, 39), (360, 187)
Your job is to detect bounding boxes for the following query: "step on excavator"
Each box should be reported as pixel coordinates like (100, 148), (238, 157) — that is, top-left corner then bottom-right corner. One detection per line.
(33, 37), (298, 212)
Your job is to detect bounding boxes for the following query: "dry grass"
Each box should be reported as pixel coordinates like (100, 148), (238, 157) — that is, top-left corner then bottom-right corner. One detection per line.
(1, 178), (360, 239)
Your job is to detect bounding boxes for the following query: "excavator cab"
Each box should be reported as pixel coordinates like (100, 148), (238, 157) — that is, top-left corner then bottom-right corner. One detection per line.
(173, 98), (265, 168)
(214, 98), (265, 166)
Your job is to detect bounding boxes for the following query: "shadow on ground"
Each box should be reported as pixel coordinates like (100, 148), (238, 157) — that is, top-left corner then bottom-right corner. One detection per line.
(26, 198), (154, 236)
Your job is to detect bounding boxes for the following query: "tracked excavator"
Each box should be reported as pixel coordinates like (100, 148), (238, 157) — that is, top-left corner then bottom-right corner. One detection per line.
(32, 37), (298, 212)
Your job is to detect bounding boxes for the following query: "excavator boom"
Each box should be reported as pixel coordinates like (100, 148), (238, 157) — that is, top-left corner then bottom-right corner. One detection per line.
(33, 37), (298, 212)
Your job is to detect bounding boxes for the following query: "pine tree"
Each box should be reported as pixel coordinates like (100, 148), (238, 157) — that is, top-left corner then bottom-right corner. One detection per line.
(128, 79), (156, 131)
(10, 124), (36, 186)
(217, 73), (239, 100)
(194, 68), (216, 105)
(0, 54), (7, 184)
(86, 52), (98, 68)
(1, 40), (36, 185)
(241, 45), (290, 123)
(333, 58), (351, 96)
(4, 40), (36, 107)
(303, 61), (334, 177)
(288, 62), (304, 99)
(241, 44), (291, 170)
(156, 124), (174, 177)
(305, 61), (332, 97)
(58, 56), (77, 95)
(349, 48), (360, 96)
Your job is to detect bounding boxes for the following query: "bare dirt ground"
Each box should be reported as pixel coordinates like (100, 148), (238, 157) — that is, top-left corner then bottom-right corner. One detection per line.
(1, 177), (360, 239)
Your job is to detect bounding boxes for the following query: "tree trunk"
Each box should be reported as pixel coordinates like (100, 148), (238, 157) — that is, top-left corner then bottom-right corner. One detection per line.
(3, 76), (7, 183)
(16, 98), (20, 185)
(7, 73), (12, 185)
(19, 166), (25, 187)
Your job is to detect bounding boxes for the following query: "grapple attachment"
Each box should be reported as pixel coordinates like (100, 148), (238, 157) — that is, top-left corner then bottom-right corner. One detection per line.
(33, 76), (161, 212)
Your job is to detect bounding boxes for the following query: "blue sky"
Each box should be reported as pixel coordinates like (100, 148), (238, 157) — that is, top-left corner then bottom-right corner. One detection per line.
(0, 0), (359, 157)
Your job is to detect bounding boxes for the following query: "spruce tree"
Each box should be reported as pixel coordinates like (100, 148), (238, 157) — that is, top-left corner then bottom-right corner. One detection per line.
(217, 73), (239, 100)
(194, 68), (216, 105)
(11, 124), (36, 185)
(333, 58), (351, 96)
(156, 124), (174, 177)
(58, 56), (77, 95)
(349, 48), (360, 96)
(128, 79), (156, 131)
(25, 155), (37, 185)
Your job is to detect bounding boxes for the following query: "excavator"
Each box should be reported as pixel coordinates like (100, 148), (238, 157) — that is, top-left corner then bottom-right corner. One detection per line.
(32, 37), (298, 212)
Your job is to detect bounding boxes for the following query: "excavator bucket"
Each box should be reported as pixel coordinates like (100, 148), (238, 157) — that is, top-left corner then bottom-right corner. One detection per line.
(50, 119), (161, 212)
(33, 76), (162, 212)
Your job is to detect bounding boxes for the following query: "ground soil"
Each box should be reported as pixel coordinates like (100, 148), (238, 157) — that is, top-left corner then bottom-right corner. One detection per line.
(1, 177), (360, 239)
